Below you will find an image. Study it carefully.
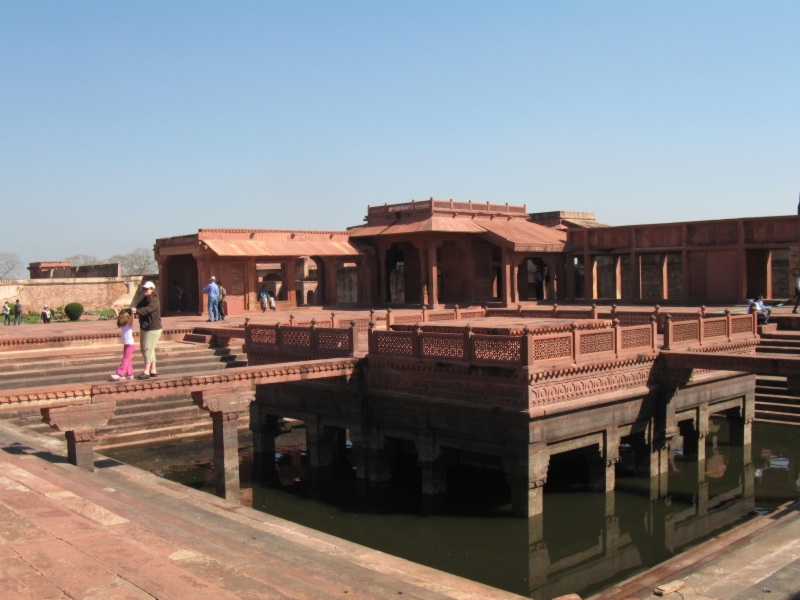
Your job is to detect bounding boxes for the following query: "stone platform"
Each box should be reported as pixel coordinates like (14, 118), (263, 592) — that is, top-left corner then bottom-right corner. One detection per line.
(0, 419), (522, 600)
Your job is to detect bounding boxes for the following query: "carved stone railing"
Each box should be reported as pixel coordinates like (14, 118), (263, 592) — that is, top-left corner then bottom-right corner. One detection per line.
(367, 199), (527, 216)
(663, 311), (758, 350)
(385, 306), (486, 326)
(369, 320), (658, 369)
(245, 319), (358, 363)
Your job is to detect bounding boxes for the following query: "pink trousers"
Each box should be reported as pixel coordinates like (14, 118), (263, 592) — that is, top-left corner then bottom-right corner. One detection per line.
(116, 344), (135, 376)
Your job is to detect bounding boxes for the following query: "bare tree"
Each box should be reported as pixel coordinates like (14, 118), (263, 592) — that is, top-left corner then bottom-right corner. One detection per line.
(64, 254), (102, 266)
(0, 253), (22, 280)
(108, 248), (157, 276)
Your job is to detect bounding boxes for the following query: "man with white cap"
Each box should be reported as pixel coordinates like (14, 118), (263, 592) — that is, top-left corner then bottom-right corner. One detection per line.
(201, 276), (220, 322)
(40, 305), (52, 324)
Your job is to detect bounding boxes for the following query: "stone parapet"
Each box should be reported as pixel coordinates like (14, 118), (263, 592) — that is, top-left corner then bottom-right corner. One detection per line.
(0, 275), (148, 311)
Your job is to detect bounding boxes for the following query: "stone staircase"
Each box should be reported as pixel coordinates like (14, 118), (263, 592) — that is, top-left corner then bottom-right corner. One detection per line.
(755, 329), (800, 426)
(0, 339), (251, 448)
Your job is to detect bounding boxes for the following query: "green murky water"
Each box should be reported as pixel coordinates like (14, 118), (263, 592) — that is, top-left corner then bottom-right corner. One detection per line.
(104, 420), (799, 599)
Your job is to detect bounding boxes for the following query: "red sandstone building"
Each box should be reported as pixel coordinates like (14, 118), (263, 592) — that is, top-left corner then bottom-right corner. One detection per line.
(154, 201), (800, 314)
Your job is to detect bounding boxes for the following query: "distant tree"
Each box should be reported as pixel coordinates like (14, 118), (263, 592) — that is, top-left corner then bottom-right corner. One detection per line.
(64, 254), (102, 266)
(108, 248), (157, 276)
(0, 253), (23, 280)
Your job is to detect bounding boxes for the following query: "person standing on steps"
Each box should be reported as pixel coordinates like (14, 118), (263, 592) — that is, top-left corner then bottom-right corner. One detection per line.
(202, 276), (220, 322)
(217, 279), (227, 321)
(109, 309), (135, 381)
(13, 299), (22, 325)
(2, 301), (10, 326)
(41, 305), (52, 324)
(131, 281), (162, 379)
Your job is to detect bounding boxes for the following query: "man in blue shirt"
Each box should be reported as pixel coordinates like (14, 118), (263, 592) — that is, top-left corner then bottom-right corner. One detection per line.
(748, 294), (770, 325)
(202, 276), (220, 322)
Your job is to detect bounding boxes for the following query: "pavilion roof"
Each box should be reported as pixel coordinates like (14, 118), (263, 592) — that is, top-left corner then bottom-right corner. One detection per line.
(203, 238), (360, 258)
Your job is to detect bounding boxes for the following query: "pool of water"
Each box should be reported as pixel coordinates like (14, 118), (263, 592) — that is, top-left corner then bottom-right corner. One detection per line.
(104, 420), (800, 600)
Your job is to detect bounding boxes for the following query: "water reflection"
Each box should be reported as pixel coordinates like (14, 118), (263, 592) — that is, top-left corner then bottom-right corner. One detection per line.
(102, 420), (799, 600)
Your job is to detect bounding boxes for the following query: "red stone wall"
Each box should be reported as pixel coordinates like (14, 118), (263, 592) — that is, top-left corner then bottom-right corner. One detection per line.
(0, 277), (144, 311)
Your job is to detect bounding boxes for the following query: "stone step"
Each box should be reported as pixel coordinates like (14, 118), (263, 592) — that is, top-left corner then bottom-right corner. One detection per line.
(755, 346), (800, 355)
(0, 347), (246, 376)
(113, 396), (196, 416)
(183, 333), (214, 344)
(95, 420), (253, 450)
(755, 393), (800, 406)
(94, 416), (251, 448)
(755, 400), (800, 415)
(755, 409), (800, 424)
(753, 416), (800, 426)
(0, 360), (243, 390)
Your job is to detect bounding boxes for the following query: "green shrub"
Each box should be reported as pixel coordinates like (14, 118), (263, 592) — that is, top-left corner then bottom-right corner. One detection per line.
(64, 303), (84, 321)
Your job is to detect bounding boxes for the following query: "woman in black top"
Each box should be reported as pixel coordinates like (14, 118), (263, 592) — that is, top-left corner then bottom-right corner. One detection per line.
(131, 281), (163, 379)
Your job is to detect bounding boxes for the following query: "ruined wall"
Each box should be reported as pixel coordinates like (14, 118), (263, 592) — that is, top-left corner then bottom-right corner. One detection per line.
(0, 276), (144, 311)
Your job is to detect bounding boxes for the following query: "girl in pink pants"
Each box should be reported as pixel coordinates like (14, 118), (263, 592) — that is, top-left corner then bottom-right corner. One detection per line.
(110, 310), (135, 381)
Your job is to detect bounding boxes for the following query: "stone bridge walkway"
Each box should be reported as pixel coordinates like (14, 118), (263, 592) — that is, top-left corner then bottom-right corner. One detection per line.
(0, 420), (521, 600)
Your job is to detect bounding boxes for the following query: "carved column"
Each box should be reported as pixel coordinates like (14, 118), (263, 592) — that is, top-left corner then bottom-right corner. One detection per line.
(504, 446), (550, 517)
(249, 404), (282, 485)
(614, 255), (623, 300)
(41, 402), (116, 472)
(502, 247), (513, 307)
(282, 259), (297, 305)
(377, 243), (388, 303)
(192, 388), (255, 502)
(323, 258), (339, 306)
(566, 256), (576, 300)
(589, 430), (620, 493)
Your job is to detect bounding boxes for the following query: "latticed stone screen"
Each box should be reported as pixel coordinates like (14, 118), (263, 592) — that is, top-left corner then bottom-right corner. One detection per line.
(393, 315), (423, 325)
(556, 311), (592, 319)
(317, 329), (352, 351)
(732, 317), (753, 334)
(459, 311), (485, 319)
(338, 318), (370, 332)
(472, 338), (522, 363)
(375, 331), (414, 355)
(532, 336), (572, 361)
(421, 335), (464, 358)
(672, 321), (699, 342)
(249, 327), (277, 344)
(617, 314), (652, 327)
(621, 328), (651, 349)
(281, 328), (312, 347)
(579, 332), (614, 354)
(703, 320), (727, 338)
(428, 313), (456, 321)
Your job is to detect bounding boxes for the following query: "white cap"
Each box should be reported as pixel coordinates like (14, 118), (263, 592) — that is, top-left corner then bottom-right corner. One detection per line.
(142, 281), (156, 289)
(210, 276), (216, 280)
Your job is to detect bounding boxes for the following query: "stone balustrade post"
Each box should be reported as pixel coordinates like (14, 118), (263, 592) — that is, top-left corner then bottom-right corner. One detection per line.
(330, 311), (337, 328)
(454, 304), (461, 320)
(192, 388), (255, 502)
(697, 311), (705, 346)
(612, 318), (621, 358)
(650, 314), (658, 351)
(349, 321), (358, 355)
(523, 325), (534, 367)
(289, 313), (295, 326)
(664, 314), (673, 349)
(386, 307), (393, 327)
(725, 308), (732, 342)
(517, 303), (523, 317)
(413, 323), (423, 358)
(590, 303), (598, 320)
(571, 323), (579, 363)
(368, 320), (376, 354)
(41, 402), (116, 471)
(552, 303), (558, 318)
(310, 318), (318, 352)
(421, 306), (427, 322)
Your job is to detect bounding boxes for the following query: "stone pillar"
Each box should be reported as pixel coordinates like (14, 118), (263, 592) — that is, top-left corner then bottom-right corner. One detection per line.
(681, 248), (690, 301)
(323, 258), (339, 306)
(682, 405), (709, 463)
(660, 254), (669, 300)
(502, 248), (513, 307)
(249, 404), (281, 485)
(413, 242), (429, 306)
(589, 431), (619, 493)
(504, 446), (549, 518)
(650, 441), (670, 500)
(304, 415), (337, 490)
(614, 255), (623, 300)
(527, 513), (550, 593)
(377, 244), (388, 303)
(416, 434), (448, 513)
(282, 259), (298, 305)
(566, 256), (576, 300)
(584, 253), (595, 300)
(192, 389), (255, 502)
(428, 239), (439, 308)
(41, 402), (116, 472)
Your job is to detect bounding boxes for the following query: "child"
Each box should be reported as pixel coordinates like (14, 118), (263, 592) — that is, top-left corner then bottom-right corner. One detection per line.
(110, 309), (135, 381)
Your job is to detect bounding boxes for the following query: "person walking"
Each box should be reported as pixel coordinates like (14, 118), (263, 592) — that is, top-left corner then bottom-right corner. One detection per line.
(201, 276), (220, 322)
(217, 279), (227, 321)
(131, 281), (162, 379)
(109, 309), (135, 381)
(2, 301), (10, 326)
(173, 280), (185, 313)
(792, 273), (800, 314)
(13, 300), (22, 325)
(41, 305), (52, 324)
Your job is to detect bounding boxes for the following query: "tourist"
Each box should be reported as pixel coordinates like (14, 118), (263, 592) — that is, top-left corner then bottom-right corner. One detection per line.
(269, 294), (276, 311)
(131, 281), (162, 379)
(543, 266), (551, 300)
(13, 299), (22, 325)
(534, 266), (544, 300)
(202, 276), (220, 322)
(173, 280), (185, 313)
(2, 301), (9, 326)
(109, 309), (135, 381)
(217, 279), (227, 321)
(259, 285), (270, 312)
(748, 294), (771, 325)
(792, 273), (800, 314)
(41, 305), (51, 324)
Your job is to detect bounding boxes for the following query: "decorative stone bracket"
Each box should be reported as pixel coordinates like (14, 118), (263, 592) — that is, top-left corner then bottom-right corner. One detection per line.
(40, 401), (116, 471)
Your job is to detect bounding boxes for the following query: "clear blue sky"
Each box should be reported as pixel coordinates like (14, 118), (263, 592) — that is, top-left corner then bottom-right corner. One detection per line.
(1, 1), (798, 270)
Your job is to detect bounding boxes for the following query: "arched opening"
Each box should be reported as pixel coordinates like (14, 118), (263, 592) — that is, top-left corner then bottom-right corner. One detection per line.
(300, 257), (322, 306)
(165, 254), (199, 313)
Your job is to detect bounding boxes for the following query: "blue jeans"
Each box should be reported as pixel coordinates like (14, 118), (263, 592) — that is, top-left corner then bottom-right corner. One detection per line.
(207, 297), (219, 321)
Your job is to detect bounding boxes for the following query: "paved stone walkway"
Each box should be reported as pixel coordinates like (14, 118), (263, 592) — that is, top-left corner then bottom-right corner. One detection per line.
(0, 420), (522, 600)
(592, 501), (800, 600)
